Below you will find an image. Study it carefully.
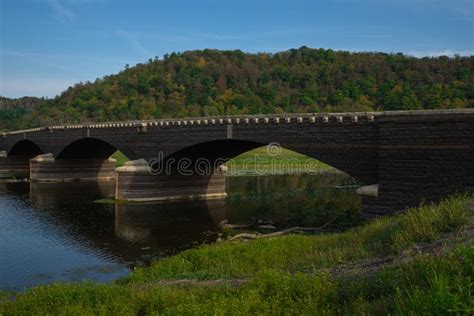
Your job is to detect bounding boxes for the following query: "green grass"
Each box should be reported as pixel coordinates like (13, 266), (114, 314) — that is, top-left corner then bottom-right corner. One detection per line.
(1, 195), (472, 315)
(110, 147), (330, 175)
(111, 151), (129, 167)
(227, 146), (331, 175)
(4, 247), (472, 315)
(129, 194), (471, 281)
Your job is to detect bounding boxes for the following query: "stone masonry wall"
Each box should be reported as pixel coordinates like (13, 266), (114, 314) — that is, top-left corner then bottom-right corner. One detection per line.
(364, 112), (474, 215)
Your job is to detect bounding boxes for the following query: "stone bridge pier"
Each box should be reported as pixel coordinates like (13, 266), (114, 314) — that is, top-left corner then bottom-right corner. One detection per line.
(0, 151), (30, 178)
(29, 153), (116, 182)
(114, 159), (227, 202)
(0, 139), (43, 178)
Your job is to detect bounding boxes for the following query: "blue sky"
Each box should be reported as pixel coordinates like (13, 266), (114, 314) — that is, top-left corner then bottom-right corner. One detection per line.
(1, 0), (473, 98)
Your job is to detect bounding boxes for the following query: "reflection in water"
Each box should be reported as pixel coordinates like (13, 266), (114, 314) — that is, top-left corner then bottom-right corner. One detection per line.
(0, 172), (360, 291)
(29, 181), (115, 208)
(0, 182), (224, 291)
(226, 173), (361, 229)
(113, 199), (226, 257)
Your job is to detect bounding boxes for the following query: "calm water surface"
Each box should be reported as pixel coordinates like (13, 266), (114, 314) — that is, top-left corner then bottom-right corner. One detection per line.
(0, 173), (360, 291)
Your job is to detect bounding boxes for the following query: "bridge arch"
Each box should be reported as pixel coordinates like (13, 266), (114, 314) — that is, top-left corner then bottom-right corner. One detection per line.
(160, 138), (363, 183)
(28, 138), (119, 182)
(8, 139), (44, 157)
(0, 139), (45, 177)
(57, 138), (117, 160)
(163, 139), (266, 163)
(117, 138), (361, 203)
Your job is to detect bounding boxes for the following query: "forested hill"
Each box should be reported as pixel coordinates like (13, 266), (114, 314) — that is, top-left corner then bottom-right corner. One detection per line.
(1, 47), (473, 131)
(0, 96), (46, 110)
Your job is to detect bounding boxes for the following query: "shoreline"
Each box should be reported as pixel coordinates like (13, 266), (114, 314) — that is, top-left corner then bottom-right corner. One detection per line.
(1, 195), (472, 314)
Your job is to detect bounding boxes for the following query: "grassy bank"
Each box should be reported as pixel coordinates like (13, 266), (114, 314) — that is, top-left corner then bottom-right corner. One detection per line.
(110, 147), (331, 175)
(111, 151), (129, 168)
(227, 146), (331, 176)
(1, 195), (473, 314)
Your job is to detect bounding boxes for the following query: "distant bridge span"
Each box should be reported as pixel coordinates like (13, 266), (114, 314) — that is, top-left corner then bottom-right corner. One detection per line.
(1, 109), (473, 216)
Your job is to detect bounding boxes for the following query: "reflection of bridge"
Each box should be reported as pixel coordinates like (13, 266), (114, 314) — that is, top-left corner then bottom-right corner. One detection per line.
(1, 109), (473, 216)
(0, 181), (225, 262)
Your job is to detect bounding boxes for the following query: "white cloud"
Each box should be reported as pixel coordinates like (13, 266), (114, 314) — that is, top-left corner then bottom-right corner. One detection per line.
(407, 49), (474, 57)
(47, 0), (75, 20)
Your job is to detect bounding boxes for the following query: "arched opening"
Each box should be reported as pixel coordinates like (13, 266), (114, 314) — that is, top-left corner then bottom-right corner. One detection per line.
(163, 139), (266, 164)
(161, 139), (348, 179)
(0, 140), (44, 178)
(159, 140), (361, 229)
(57, 138), (129, 168)
(31, 138), (120, 182)
(57, 138), (117, 160)
(226, 145), (333, 176)
(8, 140), (44, 157)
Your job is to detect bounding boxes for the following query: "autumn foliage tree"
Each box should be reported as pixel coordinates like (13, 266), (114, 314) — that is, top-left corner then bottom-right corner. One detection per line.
(1, 47), (473, 131)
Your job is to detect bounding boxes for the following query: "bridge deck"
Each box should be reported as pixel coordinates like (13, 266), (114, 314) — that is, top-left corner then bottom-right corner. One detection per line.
(3, 109), (473, 137)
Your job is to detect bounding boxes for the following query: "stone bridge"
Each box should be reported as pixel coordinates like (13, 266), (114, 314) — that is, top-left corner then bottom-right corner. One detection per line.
(0, 109), (473, 216)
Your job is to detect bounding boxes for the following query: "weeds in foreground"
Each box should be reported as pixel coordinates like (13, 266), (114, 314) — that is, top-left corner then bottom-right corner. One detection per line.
(1, 195), (472, 315)
(129, 195), (471, 281)
(2, 246), (472, 315)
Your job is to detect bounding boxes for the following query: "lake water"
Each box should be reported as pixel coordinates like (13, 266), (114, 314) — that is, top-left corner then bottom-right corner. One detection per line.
(0, 173), (360, 291)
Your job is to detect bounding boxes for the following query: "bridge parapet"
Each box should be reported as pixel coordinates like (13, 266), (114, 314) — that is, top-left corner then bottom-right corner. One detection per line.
(2, 109), (473, 138)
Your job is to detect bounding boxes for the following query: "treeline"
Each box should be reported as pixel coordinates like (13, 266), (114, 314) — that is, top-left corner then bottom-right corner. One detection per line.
(1, 47), (473, 131)
(0, 97), (47, 131)
(0, 96), (46, 110)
